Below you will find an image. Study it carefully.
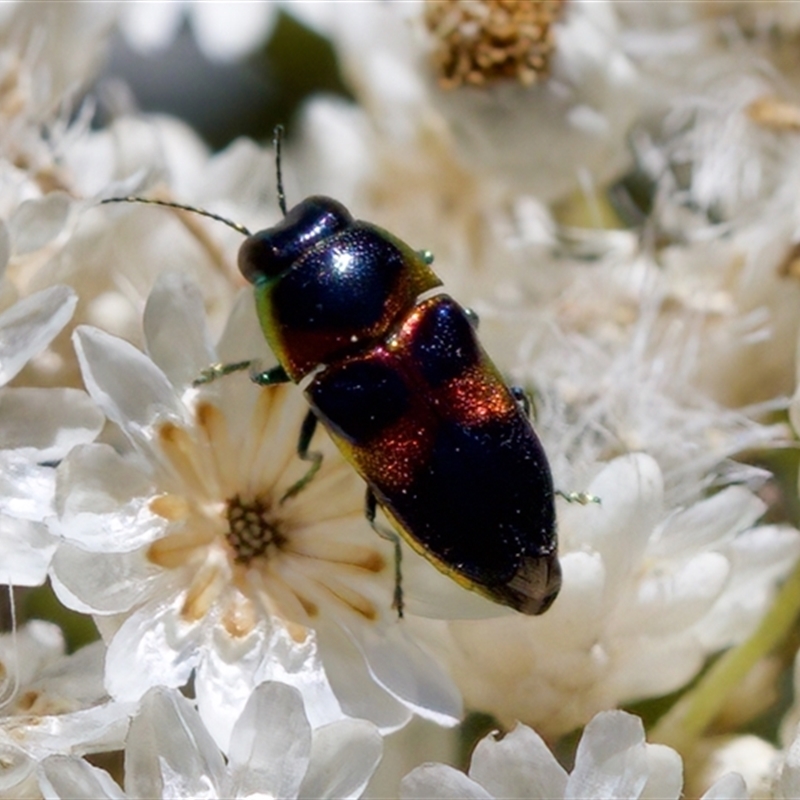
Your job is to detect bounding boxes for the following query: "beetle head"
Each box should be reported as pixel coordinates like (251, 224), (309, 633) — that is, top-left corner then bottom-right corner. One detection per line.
(238, 196), (353, 285)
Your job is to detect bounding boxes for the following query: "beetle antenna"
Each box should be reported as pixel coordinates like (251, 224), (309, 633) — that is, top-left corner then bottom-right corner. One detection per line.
(99, 197), (252, 237)
(273, 124), (288, 217)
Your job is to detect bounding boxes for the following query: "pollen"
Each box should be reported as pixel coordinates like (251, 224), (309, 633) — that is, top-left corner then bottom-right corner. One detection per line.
(424, 0), (566, 89)
(181, 563), (222, 622)
(746, 95), (800, 132)
(779, 241), (800, 281)
(150, 493), (190, 521)
(221, 595), (258, 638)
(15, 690), (38, 712)
(225, 494), (285, 565)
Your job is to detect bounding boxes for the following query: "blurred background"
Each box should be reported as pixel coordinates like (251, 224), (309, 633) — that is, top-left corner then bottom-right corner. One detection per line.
(98, 9), (350, 150)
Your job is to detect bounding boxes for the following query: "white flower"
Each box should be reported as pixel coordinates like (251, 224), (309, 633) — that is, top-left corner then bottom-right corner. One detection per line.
(401, 710), (747, 800)
(0, 2), (116, 109)
(298, 0), (646, 202)
(0, 3), (114, 275)
(36, 681), (382, 799)
(0, 285), (75, 389)
(35, 112), (291, 394)
(776, 722), (800, 800)
(416, 453), (800, 738)
(691, 735), (780, 800)
(49, 272), (462, 751)
(0, 622), (131, 799)
(608, 62), (800, 407)
(0, 286), (103, 586)
(696, 2), (800, 35)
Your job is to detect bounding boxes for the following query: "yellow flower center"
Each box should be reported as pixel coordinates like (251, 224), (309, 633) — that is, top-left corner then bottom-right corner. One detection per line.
(424, 0), (566, 89)
(143, 389), (389, 629)
(225, 493), (285, 564)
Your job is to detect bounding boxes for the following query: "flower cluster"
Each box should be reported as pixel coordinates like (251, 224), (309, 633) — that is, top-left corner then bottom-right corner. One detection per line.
(4, 1), (800, 797)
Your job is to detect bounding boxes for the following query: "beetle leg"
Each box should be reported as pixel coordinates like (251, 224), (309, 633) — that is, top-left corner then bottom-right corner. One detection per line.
(193, 359), (258, 387)
(365, 489), (404, 619)
(193, 362), (291, 387)
(250, 364), (291, 386)
(556, 489), (601, 505)
(510, 385), (531, 418)
(280, 410), (323, 503)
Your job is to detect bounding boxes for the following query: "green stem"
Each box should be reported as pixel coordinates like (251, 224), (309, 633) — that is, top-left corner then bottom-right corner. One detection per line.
(651, 556), (800, 754)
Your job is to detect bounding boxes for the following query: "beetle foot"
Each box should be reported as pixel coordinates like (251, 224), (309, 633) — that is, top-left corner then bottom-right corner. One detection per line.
(193, 360), (255, 387)
(555, 489), (601, 505)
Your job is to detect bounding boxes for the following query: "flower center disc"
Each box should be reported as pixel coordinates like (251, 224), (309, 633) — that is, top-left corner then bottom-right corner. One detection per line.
(425, 0), (566, 88)
(225, 494), (284, 565)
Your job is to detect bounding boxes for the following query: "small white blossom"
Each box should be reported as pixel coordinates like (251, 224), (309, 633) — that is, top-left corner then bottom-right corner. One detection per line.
(0, 286), (103, 586)
(36, 681), (382, 800)
(0, 623), (131, 799)
(692, 735), (780, 800)
(299, 0), (646, 202)
(401, 710), (747, 800)
(418, 453), (800, 738)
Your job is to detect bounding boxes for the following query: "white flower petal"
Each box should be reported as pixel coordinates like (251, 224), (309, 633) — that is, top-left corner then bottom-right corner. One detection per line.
(73, 325), (186, 443)
(401, 764), (493, 800)
(469, 724), (568, 800)
(248, 625), (343, 727)
(50, 541), (164, 614)
(0, 388), (103, 460)
(52, 444), (164, 552)
(640, 744), (682, 800)
(105, 593), (203, 702)
(702, 772), (749, 800)
(0, 621), (64, 689)
(778, 730), (800, 800)
(38, 754), (124, 800)
(0, 286), (77, 385)
(540, 550), (608, 648)
(0, 219), (9, 276)
(297, 719), (382, 800)
(566, 711), (649, 800)
(216, 289), (268, 365)
(196, 618), (343, 752)
(197, 136), (276, 212)
(618, 552), (730, 636)
(317, 621), (412, 732)
(0, 516), (56, 586)
(124, 687), (225, 800)
(0, 451), (55, 521)
(351, 623), (462, 726)
(562, 454), (663, 586)
(24, 640), (108, 708)
(194, 626), (271, 753)
(0, 742), (36, 796)
(698, 525), (800, 649)
(143, 271), (215, 389)
(9, 192), (72, 255)
(226, 682), (311, 800)
(8, 702), (133, 760)
(651, 486), (766, 559)
(605, 637), (705, 701)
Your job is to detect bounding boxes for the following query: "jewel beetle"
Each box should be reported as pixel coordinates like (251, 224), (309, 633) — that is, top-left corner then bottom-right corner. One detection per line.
(102, 129), (561, 618)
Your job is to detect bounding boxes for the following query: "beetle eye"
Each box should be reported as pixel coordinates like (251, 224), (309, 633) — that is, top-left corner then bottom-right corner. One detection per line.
(238, 196), (353, 284)
(238, 234), (280, 284)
